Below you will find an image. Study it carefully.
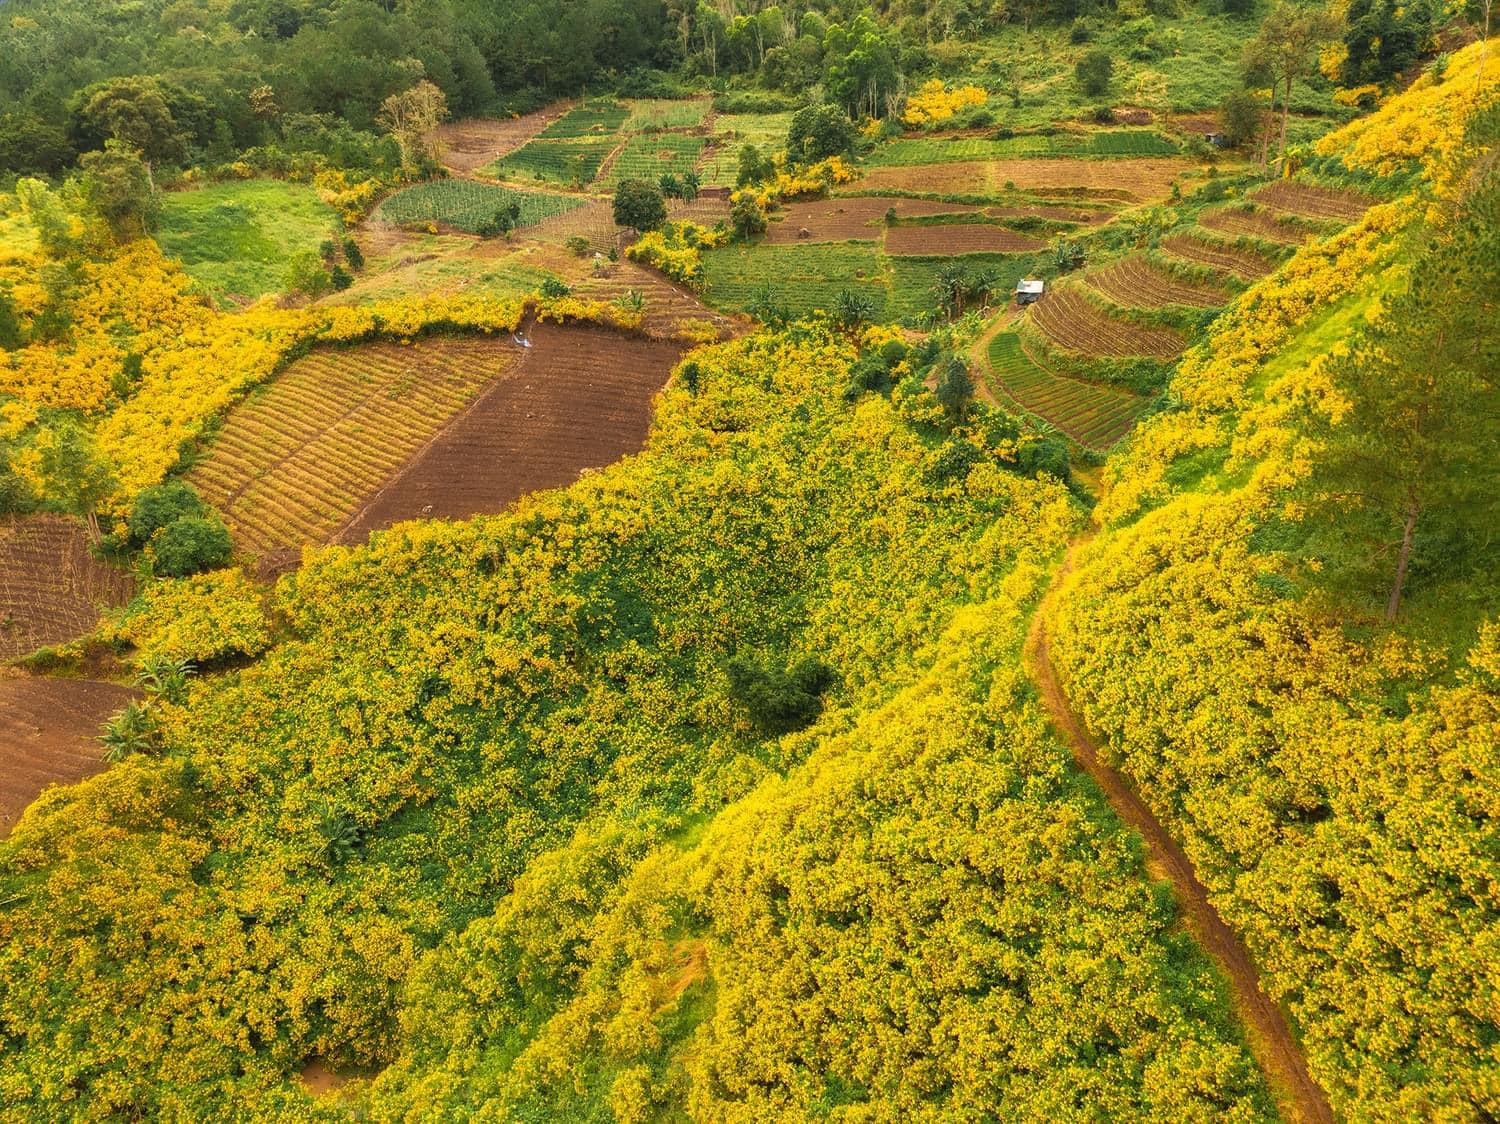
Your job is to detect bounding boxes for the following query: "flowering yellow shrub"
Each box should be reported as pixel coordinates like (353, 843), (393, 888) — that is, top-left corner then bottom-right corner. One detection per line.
(765, 156), (858, 201)
(901, 79), (988, 127)
(625, 221), (727, 287)
(108, 569), (271, 664)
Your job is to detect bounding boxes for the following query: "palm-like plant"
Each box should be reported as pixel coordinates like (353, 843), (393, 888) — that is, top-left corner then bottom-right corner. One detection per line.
(932, 264), (969, 318)
(99, 701), (158, 763)
(314, 799), (363, 866)
(135, 655), (195, 706)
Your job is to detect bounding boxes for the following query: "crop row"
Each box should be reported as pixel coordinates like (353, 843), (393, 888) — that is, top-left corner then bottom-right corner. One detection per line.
(868, 130), (1178, 167)
(985, 333), (1148, 448)
(1199, 205), (1312, 247)
(1250, 180), (1373, 222)
(1029, 287), (1185, 358)
(1160, 233), (1275, 280)
(1085, 257), (1227, 309)
(600, 134), (706, 187)
(376, 181), (585, 233)
(625, 98), (710, 131)
(488, 138), (618, 187)
(539, 102), (629, 138)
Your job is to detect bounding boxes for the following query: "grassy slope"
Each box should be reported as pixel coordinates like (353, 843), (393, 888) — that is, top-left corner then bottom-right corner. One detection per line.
(156, 179), (338, 306)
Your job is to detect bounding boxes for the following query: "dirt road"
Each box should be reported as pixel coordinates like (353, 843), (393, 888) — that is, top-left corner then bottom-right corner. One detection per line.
(1025, 537), (1335, 1124)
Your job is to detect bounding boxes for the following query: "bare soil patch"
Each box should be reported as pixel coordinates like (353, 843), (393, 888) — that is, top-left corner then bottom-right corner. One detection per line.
(1030, 288), (1185, 358)
(986, 203), (1114, 224)
(339, 322), (683, 543)
(1251, 181), (1374, 223)
(0, 516), (133, 661)
(0, 674), (135, 837)
(1087, 257), (1229, 309)
(1201, 206), (1316, 247)
(855, 158), (1188, 202)
(433, 108), (573, 174)
(1161, 233), (1276, 280)
(884, 223), (1045, 255)
(766, 196), (985, 243)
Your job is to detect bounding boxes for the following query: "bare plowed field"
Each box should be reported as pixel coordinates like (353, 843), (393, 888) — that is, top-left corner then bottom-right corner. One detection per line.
(0, 675), (136, 837)
(1029, 288), (1185, 358)
(855, 158), (1187, 202)
(571, 261), (737, 340)
(191, 337), (519, 569)
(1086, 257), (1228, 308)
(987, 203), (1114, 224)
(1252, 181), (1373, 222)
(766, 197), (985, 243)
(884, 224), (1045, 255)
(433, 109), (573, 173)
(1200, 206), (1314, 246)
(340, 322), (682, 541)
(1161, 233), (1276, 280)
(0, 516), (133, 660)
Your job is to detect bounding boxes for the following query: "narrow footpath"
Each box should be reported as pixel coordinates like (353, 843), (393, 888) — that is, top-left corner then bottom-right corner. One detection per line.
(1025, 536), (1335, 1124)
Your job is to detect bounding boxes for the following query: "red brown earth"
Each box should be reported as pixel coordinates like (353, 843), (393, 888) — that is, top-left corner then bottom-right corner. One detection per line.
(0, 515), (134, 661)
(0, 673), (136, 837)
(338, 321), (683, 542)
(883, 223), (1046, 255)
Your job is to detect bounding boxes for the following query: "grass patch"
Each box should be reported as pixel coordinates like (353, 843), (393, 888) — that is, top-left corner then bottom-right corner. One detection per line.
(376, 180), (584, 233)
(156, 179), (337, 306)
(625, 98), (710, 131)
(868, 129), (1178, 167)
(539, 101), (629, 138)
(702, 242), (888, 320)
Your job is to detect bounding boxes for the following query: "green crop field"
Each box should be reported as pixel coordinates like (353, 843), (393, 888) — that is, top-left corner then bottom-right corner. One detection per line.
(538, 101), (629, 138)
(985, 331), (1149, 449)
(375, 180), (584, 233)
(888, 252), (1048, 320)
(156, 179), (337, 306)
(702, 243), (888, 320)
(867, 130), (1178, 167)
(700, 112), (793, 185)
(601, 133), (706, 187)
(486, 137), (619, 186)
(625, 98), (710, 131)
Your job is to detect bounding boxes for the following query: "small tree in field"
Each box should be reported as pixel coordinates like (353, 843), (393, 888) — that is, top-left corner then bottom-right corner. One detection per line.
(1075, 50), (1114, 97)
(935, 357), (975, 422)
(378, 79), (448, 174)
(613, 179), (667, 231)
(1219, 89), (1264, 148)
(1243, 4), (1340, 169)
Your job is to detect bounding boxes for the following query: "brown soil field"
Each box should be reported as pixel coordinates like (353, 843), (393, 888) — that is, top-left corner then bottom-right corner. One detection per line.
(666, 195), (731, 226)
(0, 516), (133, 661)
(191, 337), (519, 570)
(855, 158), (1189, 202)
(340, 321), (682, 542)
(1029, 288), (1186, 358)
(0, 674), (136, 837)
(1086, 257), (1229, 309)
(884, 223), (1045, 255)
(1251, 181), (1374, 222)
(571, 261), (738, 340)
(529, 199), (627, 254)
(1200, 205), (1316, 246)
(432, 108), (573, 173)
(766, 196), (987, 243)
(986, 203), (1115, 224)
(1161, 233), (1276, 281)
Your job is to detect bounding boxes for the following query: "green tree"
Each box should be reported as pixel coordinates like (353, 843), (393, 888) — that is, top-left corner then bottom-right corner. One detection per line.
(377, 79), (449, 173)
(1075, 49), (1114, 97)
(30, 418), (116, 541)
(1243, 4), (1342, 169)
(613, 178), (668, 231)
(0, 112), (75, 176)
(75, 76), (186, 187)
(152, 515), (234, 577)
(128, 480), (207, 547)
(736, 143), (773, 186)
(80, 142), (158, 239)
(787, 103), (854, 163)
(935, 356), (975, 421)
(730, 192), (768, 240)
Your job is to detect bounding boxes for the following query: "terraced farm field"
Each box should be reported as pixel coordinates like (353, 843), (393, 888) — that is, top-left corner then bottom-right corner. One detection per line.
(0, 675), (137, 837)
(856, 158), (1188, 202)
(571, 261), (737, 340)
(702, 243), (889, 319)
(539, 101), (629, 138)
(1161, 233), (1276, 280)
(1252, 180), (1374, 221)
(190, 337), (519, 569)
(884, 223), (1044, 255)
(0, 516), (134, 660)
(487, 137), (618, 187)
(1200, 205), (1318, 246)
(868, 130), (1178, 166)
(699, 112), (794, 185)
(340, 322), (683, 541)
(600, 133), (705, 187)
(985, 332), (1150, 449)
(528, 199), (625, 253)
(625, 98), (710, 130)
(376, 181), (584, 233)
(1086, 257), (1228, 308)
(1029, 287), (1185, 358)
(433, 109), (571, 173)
(766, 196), (983, 243)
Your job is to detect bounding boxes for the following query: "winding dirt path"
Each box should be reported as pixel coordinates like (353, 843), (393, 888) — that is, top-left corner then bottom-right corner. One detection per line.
(1025, 536), (1334, 1124)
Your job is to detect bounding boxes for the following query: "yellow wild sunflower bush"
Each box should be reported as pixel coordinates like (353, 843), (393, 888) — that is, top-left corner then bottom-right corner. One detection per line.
(106, 569), (272, 665)
(0, 324), (1273, 1119)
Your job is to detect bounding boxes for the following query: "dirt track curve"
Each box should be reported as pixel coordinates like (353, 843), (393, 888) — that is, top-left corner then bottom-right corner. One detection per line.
(1025, 536), (1335, 1124)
